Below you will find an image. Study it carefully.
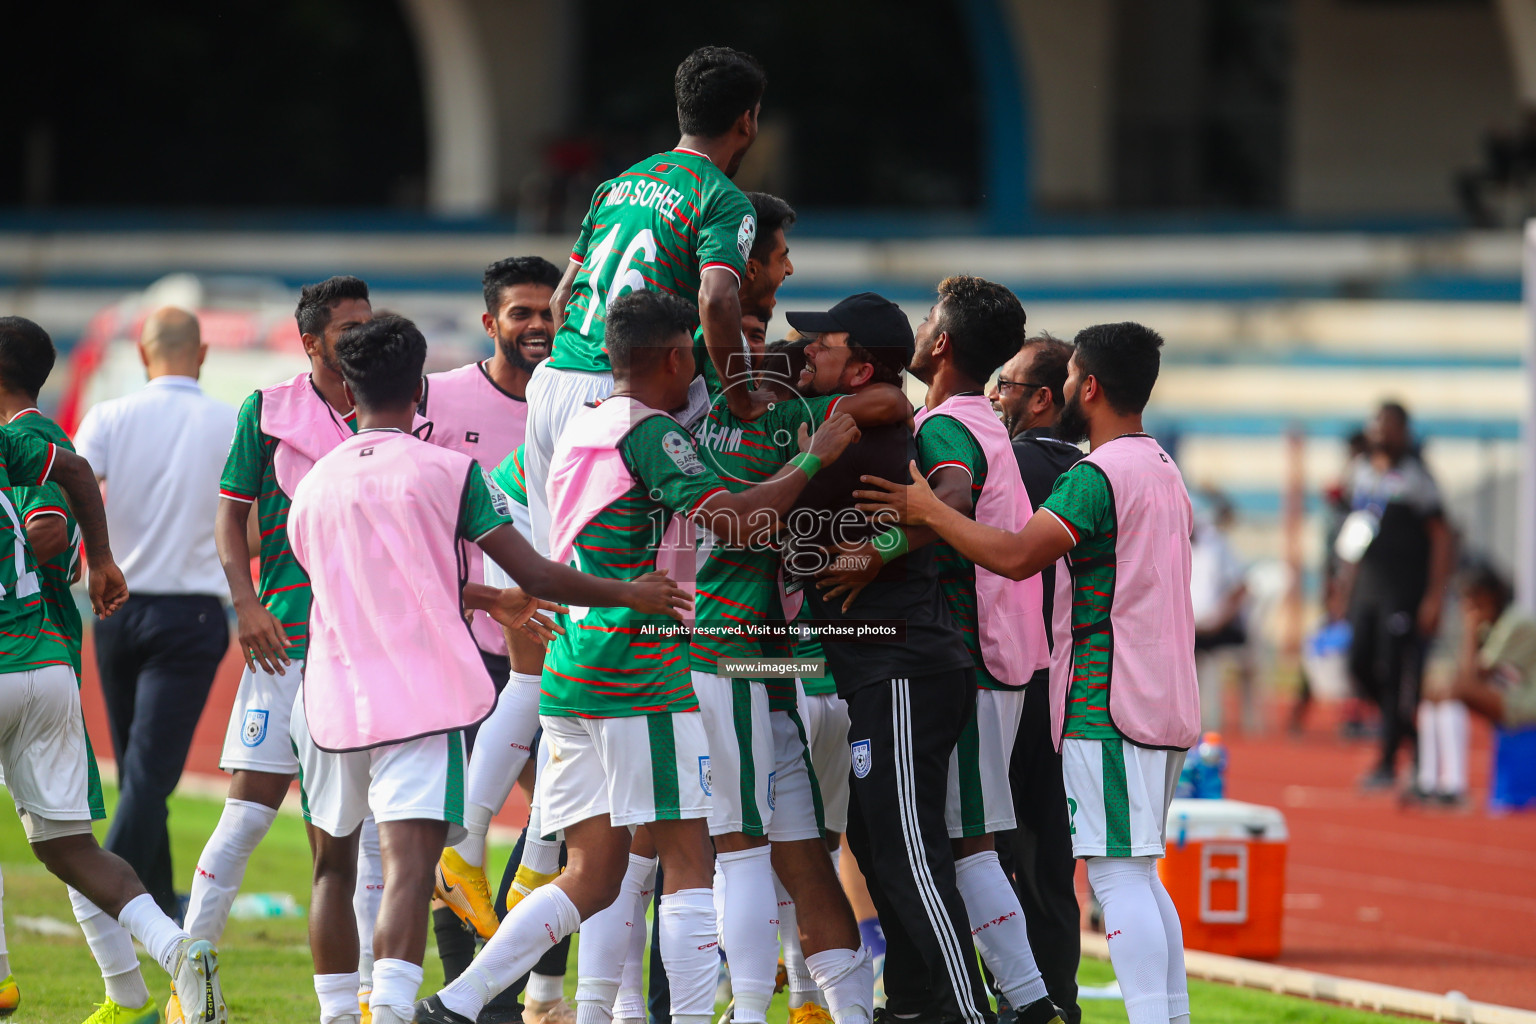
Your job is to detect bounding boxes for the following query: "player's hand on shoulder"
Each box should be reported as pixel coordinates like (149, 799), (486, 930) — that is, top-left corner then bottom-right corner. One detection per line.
(89, 560), (129, 619)
(234, 597), (292, 674)
(801, 414), (860, 466)
(629, 570), (693, 621)
(487, 587), (569, 647)
(815, 540), (881, 613)
(854, 460), (939, 526)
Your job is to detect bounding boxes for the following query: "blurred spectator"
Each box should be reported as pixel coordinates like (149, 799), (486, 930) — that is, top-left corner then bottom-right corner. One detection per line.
(1335, 402), (1456, 791)
(1191, 491), (1254, 733)
(1456, 111), (1536, 228)
(1450, 561), (1536, 729)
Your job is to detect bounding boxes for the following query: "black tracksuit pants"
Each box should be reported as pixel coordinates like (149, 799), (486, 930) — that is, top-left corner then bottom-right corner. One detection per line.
(844, 670), (992, 1024)
(996, 671), (1081, 1023)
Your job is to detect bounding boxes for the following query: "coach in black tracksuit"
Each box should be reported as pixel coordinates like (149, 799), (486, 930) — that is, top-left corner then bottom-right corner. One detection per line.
(786, 294), (992, 1024)
(989, 335), (1083, 1024)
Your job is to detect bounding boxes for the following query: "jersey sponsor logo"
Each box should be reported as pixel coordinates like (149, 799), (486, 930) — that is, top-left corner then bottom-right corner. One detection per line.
(360, 447), (375, 457)
(851, 739), (872, 778)
(737, 214), (757, 262)
(699, 754), (713, 796)
(466, 431), (480, 443)
(241, 709), (270, 747)
(694, 417), (744, 454)
(662, 431), (707, 476)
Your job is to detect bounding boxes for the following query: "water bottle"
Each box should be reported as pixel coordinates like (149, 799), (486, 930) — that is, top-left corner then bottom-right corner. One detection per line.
(1194, 731), (1228, 799)
(228, 892), (304, 919)
(1176, 749), (1200, 798)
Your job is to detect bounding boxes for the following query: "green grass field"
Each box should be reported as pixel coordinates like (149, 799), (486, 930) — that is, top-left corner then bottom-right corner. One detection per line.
(0, 786), (1419, 1023)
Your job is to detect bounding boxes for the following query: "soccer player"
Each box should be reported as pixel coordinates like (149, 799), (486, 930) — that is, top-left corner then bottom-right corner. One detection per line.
(683, 196), (896, 1024)
(828, 278), (1060, 1024)
(0, 365), (227, 1023)
(289, 313), (689, 1024)
(414, 290), (859, 1024)
(780, 294), (990, 1024)
(526, 45), (767, 557)
(423, 255), (561, 1004)
(854, 323), (1200, 1024)
(184, 276), (379, 1017)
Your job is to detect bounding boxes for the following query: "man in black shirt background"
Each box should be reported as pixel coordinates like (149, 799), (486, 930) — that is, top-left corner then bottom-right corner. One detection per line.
(986, 334), (1083, 1023)
(785, 294), (993, 1024)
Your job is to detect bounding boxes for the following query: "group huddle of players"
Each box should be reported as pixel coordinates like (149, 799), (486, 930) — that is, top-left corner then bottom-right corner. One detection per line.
(0, 44), (1203, 1024)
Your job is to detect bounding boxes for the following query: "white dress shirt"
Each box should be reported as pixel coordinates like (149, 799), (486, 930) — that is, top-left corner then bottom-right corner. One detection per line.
(73, 375), (236, 596)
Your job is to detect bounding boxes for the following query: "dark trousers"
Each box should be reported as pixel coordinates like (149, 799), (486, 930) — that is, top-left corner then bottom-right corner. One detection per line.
(93, 593), (228, 917)
(996, 672), (1081, 1024)
(1347, 599), (1425, 775)
(845, 671), (991, 1024)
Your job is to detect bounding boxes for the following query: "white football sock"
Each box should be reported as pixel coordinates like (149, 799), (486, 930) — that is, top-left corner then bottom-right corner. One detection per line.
(183, 797), (279, 943)
(458, 675), (542, 867)
(356, 816), (383, 986)
(614, 888), (650, 1020)
(1437, 700), (1470, 794)
(829, 846), (841, 875)
(774, 873), (819, 1008)
(370, 958), (424, 1020)
(659, 888), (716, 1024)
(1416, 702), (1440, 794)
(577, 855), (654, 1024)
(0, 867), (8, 979)
(1150, 864), (1189, 1023)
(1086, 857), (1169, 1024)
(116, 893), (190, 976)
(68, 887), (149, 1007)
(804, 947), (873, 1024)
(521, 791), (562, 876)
(316, 971), (362, 1024)
(954, 850), (1049, 1007)
(527, 972), (565, 1003)
(715, 847), (777, 1023)
(439, 884), (581, 1021)
(712, 860), (727, 951)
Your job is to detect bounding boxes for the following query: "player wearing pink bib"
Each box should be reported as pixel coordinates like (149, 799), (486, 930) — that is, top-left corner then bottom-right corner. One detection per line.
(288, 315), (688, 1024)
(855, 323), (1198, 1024)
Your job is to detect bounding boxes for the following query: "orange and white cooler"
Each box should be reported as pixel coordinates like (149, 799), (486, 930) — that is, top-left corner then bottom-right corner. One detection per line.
(1158, 798), (1288, 959)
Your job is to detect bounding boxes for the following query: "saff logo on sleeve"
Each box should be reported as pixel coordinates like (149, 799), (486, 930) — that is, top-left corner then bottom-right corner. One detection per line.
(851, 739), (872, 778)
(737, 214), (757, 262)
(241, 709), (270, 747)
(662, 431), (707, 476)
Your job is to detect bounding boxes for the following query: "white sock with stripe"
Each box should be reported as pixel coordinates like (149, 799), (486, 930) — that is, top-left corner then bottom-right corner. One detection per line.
(183, 798), (279, 943)
(715, 846), (778, 1023)
(1086, 857), (1169, 1024)
(658, 887), (717, 1024)
(457, 673), (541, 867)
(954, 850), (1049, 1007)
(68, 886), (149, 1008)
(439, 884), (582, 1021)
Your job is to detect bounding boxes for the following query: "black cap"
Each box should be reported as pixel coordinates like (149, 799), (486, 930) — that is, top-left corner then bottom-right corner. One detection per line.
(786, 292), (913, 359)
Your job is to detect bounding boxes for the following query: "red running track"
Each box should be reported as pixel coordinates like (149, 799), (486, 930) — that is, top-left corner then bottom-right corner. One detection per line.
(80, 634), (1535, 1008)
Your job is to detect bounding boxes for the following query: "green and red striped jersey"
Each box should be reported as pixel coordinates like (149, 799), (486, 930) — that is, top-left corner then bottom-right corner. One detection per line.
(0, 428), (74, 673)
(6, 410), (83, 674)
(549, 149), (756, 375)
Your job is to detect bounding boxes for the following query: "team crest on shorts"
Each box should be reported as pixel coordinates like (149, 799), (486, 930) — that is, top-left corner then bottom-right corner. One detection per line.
(766, 770), (777, 811)
(851, 739), (872, 778)
(241, 709), (269, 748)
(699, 755), (712, 797)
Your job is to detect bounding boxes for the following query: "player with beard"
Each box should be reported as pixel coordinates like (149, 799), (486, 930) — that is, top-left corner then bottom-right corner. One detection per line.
(986, 334), (1082, 1022)
(855, 323), (1198, 1024)
(779, 295), (991, 1024)
(424, 257), (565, 1008)
(526, 46), (768, 561)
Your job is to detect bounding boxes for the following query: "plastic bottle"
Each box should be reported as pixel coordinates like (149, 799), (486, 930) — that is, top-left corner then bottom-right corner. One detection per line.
(1195, 731), (1227, 799)
(228, 892), (305, 919)
(1176, 749), (1200, 798)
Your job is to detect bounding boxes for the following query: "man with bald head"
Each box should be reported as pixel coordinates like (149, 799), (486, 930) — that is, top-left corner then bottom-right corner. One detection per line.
(75, 306), (237, 919)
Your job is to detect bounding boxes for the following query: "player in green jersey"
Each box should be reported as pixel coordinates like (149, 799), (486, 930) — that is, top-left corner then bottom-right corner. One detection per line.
(854, 323), (1196, 1024)
(525, 45), (768, 559)
(0, 323), (231, 1024)
(416, 291), (858, 1024)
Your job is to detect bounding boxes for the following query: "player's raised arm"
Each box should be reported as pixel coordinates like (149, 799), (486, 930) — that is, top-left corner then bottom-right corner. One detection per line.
(855, 461), (1075, 581)
(700, 266), (756, 418)
(551, 258), (580, 328)
(41, 443), (128, 615)
(477, 523), (693, 621)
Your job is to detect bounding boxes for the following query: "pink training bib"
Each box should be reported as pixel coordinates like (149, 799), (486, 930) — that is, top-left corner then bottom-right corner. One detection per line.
(258, 373), (355, 499)
(289, 431), (495, 751)
(915, 394), (1049, 688)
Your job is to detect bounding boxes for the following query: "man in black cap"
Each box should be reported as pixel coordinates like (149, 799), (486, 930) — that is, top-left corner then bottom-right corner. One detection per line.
(785, 294), (994, 1024)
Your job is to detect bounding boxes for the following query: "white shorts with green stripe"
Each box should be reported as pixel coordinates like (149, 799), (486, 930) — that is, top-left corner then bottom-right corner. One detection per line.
(1061, 737), (1183, 858)
(539, 710), (711, 833)
(692, 671), (775, 838)
(798, 684), (850, 835)
(291, 709), (468, 845)
(945, 687), (1025, 838)
(768, 708), (825, 842)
